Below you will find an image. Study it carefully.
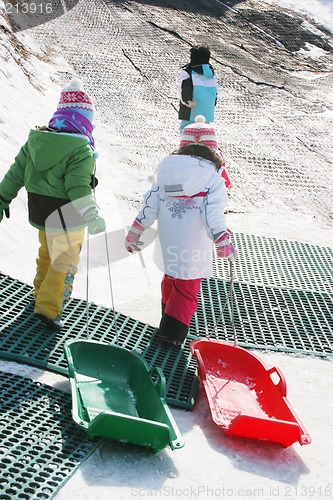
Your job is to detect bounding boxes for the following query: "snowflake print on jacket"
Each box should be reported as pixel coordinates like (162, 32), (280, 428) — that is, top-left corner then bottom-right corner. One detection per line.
(166, 197), (198, 218)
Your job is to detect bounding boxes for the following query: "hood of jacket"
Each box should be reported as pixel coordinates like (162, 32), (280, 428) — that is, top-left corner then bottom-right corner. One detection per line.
(27, 128), (90, 172)
(156, 155), (219, 198)
(191, 63), (215, 79)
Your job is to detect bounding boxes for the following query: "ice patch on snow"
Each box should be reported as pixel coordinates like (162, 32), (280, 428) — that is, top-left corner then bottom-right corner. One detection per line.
(301, 19), (332, 40)
(297, 42), (331, 58)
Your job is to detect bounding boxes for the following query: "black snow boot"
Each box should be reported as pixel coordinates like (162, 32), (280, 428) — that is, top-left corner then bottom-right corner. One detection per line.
(34, 313), (64, 331)
(157, 313), (189, 346)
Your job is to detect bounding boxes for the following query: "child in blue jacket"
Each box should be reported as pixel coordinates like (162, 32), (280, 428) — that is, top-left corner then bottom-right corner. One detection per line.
(178, 45), (218, 133)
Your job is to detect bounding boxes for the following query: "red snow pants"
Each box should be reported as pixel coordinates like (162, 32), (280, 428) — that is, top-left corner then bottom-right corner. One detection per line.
(161, 274), (202, 326)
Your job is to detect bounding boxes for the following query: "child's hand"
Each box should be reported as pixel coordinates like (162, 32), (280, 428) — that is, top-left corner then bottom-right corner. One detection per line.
(0, 196), (10, 223)
(87, 216), (106, 235)
(214, 231), (238, 262)
(81, 206), (106, 234)
(125, 220), (145, 253)
(185, 100), (197, 108)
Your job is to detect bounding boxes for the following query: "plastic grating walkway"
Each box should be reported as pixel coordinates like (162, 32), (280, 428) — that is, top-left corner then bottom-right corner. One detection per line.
(0, 370), (100, 500)
(190, 278), (333, 357)
(0, 273), (199, 410)
(212, 233), (333, 294)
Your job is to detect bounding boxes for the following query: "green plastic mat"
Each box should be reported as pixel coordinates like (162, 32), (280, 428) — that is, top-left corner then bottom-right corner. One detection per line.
(0, 370), (100, 500)
(213, 233), (333, 294)
(190, 278), (333, 357)
(0, 273), (198, 410)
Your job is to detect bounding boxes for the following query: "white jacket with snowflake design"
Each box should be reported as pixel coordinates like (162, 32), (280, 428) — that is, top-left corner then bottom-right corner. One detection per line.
(136, 154), (229, 279)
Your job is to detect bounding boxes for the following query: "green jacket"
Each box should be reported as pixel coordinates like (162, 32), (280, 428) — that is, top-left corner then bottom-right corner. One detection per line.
(0, 128), (97, 230)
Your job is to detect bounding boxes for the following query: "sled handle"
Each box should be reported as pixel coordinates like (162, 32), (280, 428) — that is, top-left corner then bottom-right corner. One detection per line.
(268, 366), (287, 397)
(64, 341), (75, 378)
(150, 366), (167, 399)
(192, 349), (207, 381)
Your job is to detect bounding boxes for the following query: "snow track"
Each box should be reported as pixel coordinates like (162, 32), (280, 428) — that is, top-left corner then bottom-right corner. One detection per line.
(28, 0), (333, 227)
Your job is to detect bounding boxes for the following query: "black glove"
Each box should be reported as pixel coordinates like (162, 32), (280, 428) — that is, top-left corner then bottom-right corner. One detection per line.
(0, 196), (10, 223)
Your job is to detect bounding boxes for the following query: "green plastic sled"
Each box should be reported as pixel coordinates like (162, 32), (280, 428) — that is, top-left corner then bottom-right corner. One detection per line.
(64, 339), (184, 452)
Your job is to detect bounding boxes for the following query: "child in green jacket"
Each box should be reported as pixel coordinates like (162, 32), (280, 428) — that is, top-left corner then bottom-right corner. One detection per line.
(0, 78), (105, 331)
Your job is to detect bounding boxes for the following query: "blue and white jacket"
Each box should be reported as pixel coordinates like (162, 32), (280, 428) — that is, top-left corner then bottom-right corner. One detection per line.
(178, 63), (218, 122)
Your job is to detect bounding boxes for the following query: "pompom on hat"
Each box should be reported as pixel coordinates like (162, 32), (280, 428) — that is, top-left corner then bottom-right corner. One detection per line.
(48, 78), (96, 150)
(179, 115), (218, 151)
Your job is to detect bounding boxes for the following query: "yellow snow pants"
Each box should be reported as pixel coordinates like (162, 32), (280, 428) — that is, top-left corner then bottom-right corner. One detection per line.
(33, 229), (85, 320)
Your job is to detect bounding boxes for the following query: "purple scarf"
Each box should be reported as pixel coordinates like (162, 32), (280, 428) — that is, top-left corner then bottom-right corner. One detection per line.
(48, 109), (95, 150)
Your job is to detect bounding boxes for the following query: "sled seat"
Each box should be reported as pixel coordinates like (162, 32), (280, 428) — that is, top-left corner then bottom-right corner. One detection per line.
(64, 339), (184, 452)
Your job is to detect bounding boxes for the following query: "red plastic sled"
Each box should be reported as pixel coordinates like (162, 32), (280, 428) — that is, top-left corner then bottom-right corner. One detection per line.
(190, 338), (311, 447)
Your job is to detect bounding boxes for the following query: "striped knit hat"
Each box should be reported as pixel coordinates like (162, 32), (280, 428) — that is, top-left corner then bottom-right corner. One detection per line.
(179, 115), (218, 151)
(48, 78), (96, 149)
(56, 78), (94, 123)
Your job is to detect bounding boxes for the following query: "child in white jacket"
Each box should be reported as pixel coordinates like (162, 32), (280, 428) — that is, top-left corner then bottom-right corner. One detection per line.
(125, 117), (237, 345)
